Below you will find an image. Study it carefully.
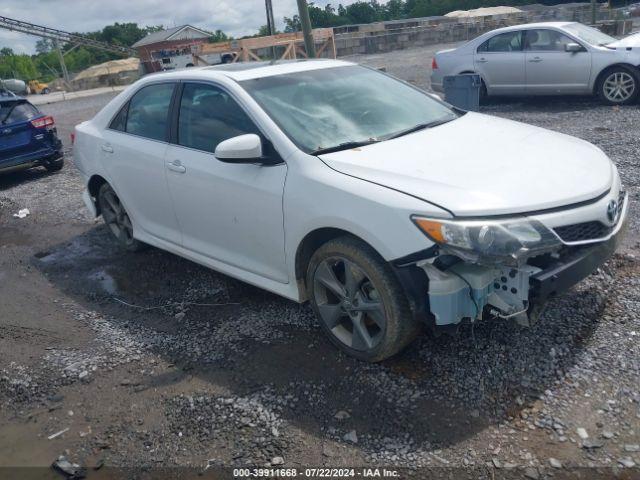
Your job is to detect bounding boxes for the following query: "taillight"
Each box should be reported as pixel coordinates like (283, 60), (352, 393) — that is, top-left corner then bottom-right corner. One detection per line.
(431, 57), (438, 70)
(31, 115), (55, 129)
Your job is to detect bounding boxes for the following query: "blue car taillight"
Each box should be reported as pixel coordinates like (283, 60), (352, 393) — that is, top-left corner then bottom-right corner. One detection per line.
(30, 115), (55, 130)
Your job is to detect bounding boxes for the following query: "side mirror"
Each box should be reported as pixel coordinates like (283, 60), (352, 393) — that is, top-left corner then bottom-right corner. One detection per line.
(215, 134), (265, 164)
(565, 42), (583, 53)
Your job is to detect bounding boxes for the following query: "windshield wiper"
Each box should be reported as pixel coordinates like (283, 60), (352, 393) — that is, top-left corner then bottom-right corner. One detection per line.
(311, 139), (380, 155)
(384, 117), (456, 141)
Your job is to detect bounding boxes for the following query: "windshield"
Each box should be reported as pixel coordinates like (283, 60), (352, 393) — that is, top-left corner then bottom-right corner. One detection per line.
(240, 65), (458, 154)
(563, 23), (617, 46)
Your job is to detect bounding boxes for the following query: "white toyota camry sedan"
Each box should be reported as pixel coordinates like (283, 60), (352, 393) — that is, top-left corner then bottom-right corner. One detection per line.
(74, 60), (628, 361)
(431, 22), (640, 105)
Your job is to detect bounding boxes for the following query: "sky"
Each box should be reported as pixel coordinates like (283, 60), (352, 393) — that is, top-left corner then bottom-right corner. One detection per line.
(0, 0), (344, 54)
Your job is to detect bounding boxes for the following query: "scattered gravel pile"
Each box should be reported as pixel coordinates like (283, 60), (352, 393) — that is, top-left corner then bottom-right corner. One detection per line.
(416, 269), (609, 413)
(0, 362), (46, 404)
(167, 389), (291, 465)
(44, 310), (148, 380)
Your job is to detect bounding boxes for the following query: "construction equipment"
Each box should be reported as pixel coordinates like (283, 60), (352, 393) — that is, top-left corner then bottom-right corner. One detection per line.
(28, 80), (50, 95)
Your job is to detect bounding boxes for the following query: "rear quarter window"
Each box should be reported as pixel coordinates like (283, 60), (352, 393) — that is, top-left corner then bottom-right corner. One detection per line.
(477, 31), (523, 53)
(1, 101), (40, 124)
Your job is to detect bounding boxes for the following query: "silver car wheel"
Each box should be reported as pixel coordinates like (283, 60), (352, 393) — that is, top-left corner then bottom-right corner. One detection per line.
(603, 72), (636, 103)
(313, 256), (386, 352)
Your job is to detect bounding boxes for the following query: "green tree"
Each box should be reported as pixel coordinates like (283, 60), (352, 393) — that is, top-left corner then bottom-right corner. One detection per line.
(208, 29), (231, 43)
(344, 1), (382, 24)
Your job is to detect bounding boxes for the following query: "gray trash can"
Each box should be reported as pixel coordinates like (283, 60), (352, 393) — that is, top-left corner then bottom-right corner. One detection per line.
(443, 74), (482, 111)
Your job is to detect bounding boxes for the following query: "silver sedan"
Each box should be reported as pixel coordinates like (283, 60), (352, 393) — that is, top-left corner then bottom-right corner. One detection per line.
(430, 22), (640, 105)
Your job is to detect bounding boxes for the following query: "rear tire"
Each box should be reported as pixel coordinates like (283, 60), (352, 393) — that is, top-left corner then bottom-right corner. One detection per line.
(479, 79), (488, 103)
(97, 183), (145, 252)
(44, 157), (64, 172)
(597, 66), (639, 105)
(306, 236), (420, 362)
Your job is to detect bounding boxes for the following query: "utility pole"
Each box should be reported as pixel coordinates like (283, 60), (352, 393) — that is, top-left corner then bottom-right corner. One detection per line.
(264, 0), (277, 60)
(53, 39), (70, 86)
(296, 0), (316, 58)
(590, 0), (597, 24)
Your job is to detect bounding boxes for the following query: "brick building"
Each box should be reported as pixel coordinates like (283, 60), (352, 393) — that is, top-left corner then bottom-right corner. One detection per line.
(132, 25), (212, 73)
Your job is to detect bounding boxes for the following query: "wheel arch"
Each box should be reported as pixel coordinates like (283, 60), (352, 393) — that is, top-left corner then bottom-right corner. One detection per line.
(593, 63), (640, 94)
(294, 227), (382, 302)
(458, 69), (484, 80)
(459, 70), (487, 95)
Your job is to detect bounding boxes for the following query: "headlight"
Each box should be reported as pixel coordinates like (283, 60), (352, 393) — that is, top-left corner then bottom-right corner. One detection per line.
(412, 216), (561, 265)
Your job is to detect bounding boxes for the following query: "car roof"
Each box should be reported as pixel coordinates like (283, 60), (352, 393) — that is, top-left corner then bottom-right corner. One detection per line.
(487, 21), (575, 35)
(145, 59), (356, 83)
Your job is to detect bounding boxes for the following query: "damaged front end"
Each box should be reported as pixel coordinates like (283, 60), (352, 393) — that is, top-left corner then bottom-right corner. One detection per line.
(420, 260), (540, 327)
(395, 207), (627, 329)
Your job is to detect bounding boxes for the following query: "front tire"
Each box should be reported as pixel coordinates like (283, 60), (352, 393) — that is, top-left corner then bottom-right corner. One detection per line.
(597, 66), (639, 105)
(306, 236), (420, 362)
(97, 183), (144, 252)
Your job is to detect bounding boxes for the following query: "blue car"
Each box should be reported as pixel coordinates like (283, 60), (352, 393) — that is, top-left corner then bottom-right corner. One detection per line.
(0, 90), (63, 174)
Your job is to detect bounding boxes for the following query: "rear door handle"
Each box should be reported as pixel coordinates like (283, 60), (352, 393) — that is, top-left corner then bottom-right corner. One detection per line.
(528, 57), (543, 63)
(477, 58), (488, 63)
(101, 144), (113, 153)
(167, 160), (186, 173)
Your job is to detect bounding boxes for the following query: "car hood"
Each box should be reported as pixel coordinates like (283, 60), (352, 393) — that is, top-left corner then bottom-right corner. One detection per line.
(607, 32), (640, 48)
(319, 112), (612, 216)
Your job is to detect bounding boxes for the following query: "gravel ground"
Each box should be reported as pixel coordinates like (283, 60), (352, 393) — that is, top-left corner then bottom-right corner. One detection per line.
(0, 47), (639, 479)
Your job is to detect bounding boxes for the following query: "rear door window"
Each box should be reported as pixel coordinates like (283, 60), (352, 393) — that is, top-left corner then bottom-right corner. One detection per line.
(478, 31), (523, 52)
(125, 83), (175, 141)
(1, 101), (40, 125)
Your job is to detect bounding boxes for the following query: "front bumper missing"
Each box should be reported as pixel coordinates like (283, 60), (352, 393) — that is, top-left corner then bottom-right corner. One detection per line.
(393, 206), (627, 328)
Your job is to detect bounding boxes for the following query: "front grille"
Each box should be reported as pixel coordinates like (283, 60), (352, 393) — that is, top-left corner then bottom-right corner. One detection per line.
(554, 221), (612, 242)
(553, 191), (625, 243)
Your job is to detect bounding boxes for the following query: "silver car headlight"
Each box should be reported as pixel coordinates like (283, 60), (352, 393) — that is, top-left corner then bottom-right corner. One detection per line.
(412, 216), (562, 265)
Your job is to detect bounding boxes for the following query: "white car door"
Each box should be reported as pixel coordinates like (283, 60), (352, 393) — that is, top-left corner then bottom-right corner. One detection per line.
(524, 29), (592, 94)
(474, 30), (526, 95)
(101, 82), (182, 244)
(163, 82), (289, 283)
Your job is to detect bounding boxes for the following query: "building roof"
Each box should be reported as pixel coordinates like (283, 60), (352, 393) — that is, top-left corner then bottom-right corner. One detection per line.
(132, 25), (212, 48)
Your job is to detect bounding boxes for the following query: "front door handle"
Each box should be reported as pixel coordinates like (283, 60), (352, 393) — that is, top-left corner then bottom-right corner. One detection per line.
(477, 57), (488, 63)
(528, 57), (543, 63)
(167, 160), (186, 173)
(101, 144), (113, 153)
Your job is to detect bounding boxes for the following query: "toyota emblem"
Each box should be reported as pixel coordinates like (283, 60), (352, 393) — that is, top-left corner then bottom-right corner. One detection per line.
(606, 200), (619, 224)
